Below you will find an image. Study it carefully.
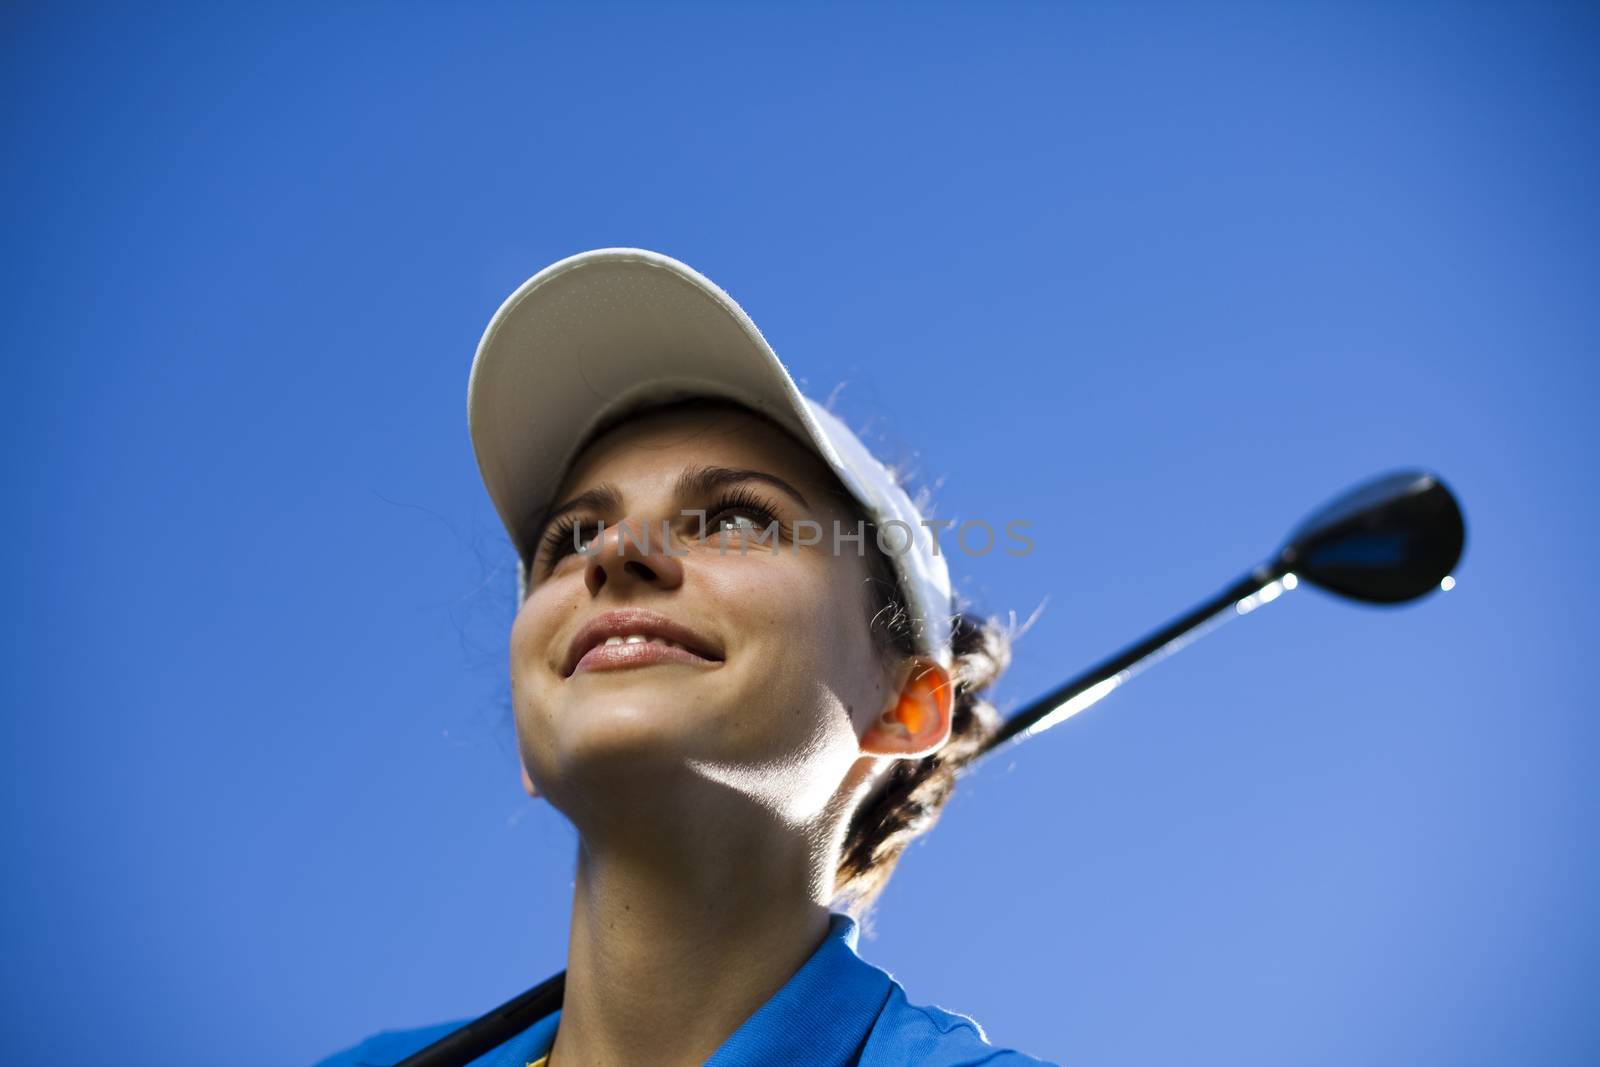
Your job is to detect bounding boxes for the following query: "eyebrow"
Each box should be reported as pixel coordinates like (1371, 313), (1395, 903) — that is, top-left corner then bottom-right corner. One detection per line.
(677, 465), (811, 510)
(534, 466), (812, 550)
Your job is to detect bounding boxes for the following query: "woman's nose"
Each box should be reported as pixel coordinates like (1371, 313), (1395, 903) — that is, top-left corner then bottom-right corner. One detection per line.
(583, 517), (686, 597)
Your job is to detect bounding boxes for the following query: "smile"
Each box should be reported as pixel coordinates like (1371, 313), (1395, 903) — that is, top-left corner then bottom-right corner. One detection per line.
(563, 608), (725, 677)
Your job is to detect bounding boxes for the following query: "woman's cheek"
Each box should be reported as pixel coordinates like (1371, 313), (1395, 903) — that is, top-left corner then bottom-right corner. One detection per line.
(695, 557), (819, 707)
(511, 584), (572, 670)
(508, 592), (569, 736)
(719, 553), (827, 644)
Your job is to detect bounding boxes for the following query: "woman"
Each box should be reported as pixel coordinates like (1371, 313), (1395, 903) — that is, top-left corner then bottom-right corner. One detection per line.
(315, 249), (1057, 1067)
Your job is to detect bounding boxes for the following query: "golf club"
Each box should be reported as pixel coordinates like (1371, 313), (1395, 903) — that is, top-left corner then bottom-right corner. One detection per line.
(396, 467), (1468, 1067)
(980, 467), (1466, 756)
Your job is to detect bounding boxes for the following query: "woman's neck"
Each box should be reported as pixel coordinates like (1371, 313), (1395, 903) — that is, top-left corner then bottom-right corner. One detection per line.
(546, 818), (836, 1067)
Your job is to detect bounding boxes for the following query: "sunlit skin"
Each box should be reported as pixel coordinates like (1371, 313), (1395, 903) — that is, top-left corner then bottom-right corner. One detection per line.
(509, 403), (953, 1067)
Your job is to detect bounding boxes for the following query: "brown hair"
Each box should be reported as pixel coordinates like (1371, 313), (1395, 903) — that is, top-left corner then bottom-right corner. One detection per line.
(831, 512), (1012, 925)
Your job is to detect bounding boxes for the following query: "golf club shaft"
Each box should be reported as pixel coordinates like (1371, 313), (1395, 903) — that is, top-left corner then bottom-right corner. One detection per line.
(977, 559), (1293, 758)
(397, 971), (565, 1067)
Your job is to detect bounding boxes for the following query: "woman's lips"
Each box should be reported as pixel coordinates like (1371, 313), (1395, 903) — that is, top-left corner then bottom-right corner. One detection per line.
(563, 607), (726, 675)
(573, 636), (722, 675)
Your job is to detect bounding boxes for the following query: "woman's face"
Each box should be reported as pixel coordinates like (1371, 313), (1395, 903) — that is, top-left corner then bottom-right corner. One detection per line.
(509, 403), (930, 836)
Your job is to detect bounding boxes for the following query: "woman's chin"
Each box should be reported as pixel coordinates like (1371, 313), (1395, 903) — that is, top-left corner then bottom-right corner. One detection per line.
(545, 697), (719, 775)
(556, 666), (740, 727)
(539, 733), (756, 840)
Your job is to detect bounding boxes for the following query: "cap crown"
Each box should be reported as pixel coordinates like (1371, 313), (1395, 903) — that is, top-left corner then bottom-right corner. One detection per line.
(470, 248), (955, 665)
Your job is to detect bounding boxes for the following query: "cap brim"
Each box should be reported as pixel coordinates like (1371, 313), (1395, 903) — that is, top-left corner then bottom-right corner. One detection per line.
(468, 248), (839, 566)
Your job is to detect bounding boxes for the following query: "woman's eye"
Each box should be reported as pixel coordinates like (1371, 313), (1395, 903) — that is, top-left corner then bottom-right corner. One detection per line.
(705, 501), (777, 540)
(544, 521), (602, 564)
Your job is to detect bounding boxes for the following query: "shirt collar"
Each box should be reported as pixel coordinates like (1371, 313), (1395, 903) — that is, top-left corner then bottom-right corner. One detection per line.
(703, 910), (892, 1067)
(391, 911), (891, 1067)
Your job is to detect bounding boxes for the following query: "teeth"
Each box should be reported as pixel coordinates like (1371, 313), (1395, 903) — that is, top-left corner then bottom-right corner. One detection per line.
(601, 634), (687, 650)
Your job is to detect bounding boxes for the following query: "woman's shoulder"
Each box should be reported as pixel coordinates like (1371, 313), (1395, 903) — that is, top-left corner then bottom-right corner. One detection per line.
(307, 968), (1061, 1067)
(860, 981), (1062, 1067)
(309, 996), (1059, 1067)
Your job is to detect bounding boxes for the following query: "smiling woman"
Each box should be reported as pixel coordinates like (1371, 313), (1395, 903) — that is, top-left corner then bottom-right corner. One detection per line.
(312, 249), (1057, 1067)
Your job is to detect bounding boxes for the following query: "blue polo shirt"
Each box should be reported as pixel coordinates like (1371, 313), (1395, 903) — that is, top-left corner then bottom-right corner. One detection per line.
(313, 911), (1058, 1066)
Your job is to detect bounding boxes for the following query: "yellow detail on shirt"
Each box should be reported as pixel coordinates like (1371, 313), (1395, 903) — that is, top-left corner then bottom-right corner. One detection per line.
(525, 1058), (548, 1067)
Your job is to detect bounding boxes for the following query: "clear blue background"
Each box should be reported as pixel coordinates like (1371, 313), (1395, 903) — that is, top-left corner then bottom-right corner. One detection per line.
(5, 3), (1596, 1065)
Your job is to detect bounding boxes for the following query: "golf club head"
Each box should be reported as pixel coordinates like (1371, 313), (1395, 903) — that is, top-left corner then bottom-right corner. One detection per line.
(1275, 469), (1465, 604)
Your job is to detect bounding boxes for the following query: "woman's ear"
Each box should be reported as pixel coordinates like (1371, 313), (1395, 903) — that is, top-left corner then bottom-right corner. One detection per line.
(860, 657), (954, 760)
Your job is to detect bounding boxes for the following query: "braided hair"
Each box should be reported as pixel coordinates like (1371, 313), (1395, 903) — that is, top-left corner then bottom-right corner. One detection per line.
(832, 514), (1013, 924)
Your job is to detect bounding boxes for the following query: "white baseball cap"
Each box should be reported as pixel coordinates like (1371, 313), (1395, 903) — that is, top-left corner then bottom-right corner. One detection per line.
(466, 248), (954, 665)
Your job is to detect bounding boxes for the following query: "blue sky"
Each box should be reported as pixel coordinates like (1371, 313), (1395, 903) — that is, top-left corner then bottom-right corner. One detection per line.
(5, 3), (1596, 1064)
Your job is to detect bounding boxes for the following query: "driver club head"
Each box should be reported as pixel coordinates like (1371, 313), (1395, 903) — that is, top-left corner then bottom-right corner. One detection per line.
(1275, 469), (1466, 604)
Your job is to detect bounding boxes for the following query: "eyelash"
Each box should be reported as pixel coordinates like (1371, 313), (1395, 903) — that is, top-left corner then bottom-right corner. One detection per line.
(537, 516), (596, 566)
(702, 487), (784, 539)
(537, 488), (784, 569)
